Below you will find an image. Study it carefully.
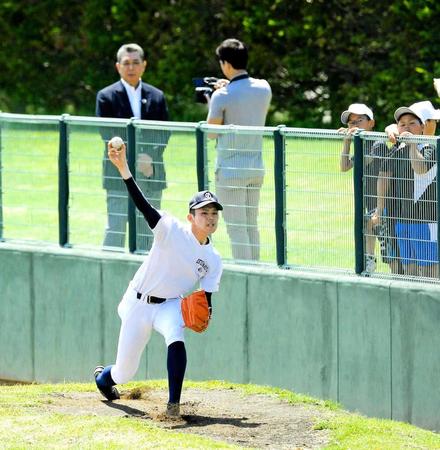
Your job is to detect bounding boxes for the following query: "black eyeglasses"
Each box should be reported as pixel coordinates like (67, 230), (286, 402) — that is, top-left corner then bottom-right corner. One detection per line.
(347, 116), (369, 127)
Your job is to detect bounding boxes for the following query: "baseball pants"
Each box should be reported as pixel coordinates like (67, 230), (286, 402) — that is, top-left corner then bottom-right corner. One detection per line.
(110, 284), (185, 384)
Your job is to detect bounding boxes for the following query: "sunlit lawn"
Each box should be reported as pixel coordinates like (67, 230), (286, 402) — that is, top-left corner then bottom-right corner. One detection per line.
(0, 380), (439, 449)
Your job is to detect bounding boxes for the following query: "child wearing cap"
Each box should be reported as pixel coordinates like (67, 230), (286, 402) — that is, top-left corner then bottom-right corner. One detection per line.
(385, 100), (440, 143)
(374, 106), (438, 278)
(338, 103), (391, 274)
(94, 140), (223, 419)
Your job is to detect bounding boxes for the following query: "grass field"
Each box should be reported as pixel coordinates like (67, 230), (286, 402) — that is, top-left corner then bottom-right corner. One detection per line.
(1, 120), (393, 272)
(0, 380), (439, 449)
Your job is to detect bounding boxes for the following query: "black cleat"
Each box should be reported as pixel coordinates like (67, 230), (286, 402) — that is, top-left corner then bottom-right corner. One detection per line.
(165, 402), (181, 419)
(94, 365), (120, 401)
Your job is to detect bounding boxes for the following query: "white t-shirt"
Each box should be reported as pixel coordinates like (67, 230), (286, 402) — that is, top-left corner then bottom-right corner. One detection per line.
(131, 212), (223, 297)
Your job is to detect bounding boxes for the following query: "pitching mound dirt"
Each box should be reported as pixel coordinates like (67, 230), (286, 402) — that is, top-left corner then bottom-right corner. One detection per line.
(46, 386), (334, 449)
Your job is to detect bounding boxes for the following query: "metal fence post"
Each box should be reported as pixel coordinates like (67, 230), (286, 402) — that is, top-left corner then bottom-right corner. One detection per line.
(353, 132), (364, 274)
(196, 121), (208, 191)
(127, 119), (137, 253)
(58, 114), (70, 247)
(274, 125), (286, 267)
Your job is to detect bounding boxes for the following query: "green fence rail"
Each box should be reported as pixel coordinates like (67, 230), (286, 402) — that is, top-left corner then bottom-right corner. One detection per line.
(0, 113), (439, 281)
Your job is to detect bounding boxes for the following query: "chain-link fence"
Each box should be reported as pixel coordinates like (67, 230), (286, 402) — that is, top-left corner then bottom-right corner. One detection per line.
(282, 127), (355, 271)
(1, 113), (439, 281)
(201, 123), (277, 264)
(360, 131), (439, 281)
(0, 114), (59, 244)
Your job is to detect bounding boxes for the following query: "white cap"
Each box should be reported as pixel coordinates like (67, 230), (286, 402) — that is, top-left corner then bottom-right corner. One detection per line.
(341, 104), (374, 124)
(409, 101), (440, 121)
(394, 104), (430, 125)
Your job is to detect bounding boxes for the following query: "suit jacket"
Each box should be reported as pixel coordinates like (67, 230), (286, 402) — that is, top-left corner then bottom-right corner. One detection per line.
(96, 80), (170, 191)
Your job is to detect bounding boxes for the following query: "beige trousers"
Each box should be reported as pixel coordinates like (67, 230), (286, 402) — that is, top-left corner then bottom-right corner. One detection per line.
(215, 172), (264, 261)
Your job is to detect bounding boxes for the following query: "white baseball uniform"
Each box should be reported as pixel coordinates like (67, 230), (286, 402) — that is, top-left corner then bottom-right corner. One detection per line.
(111, 212), (222, 384)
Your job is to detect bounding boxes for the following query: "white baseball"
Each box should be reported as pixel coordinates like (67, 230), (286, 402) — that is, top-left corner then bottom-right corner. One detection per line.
(109, 136), (124, 150)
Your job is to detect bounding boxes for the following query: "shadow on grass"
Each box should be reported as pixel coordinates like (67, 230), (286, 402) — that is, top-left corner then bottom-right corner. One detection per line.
(173, 414), (261, 429)
(102, 400), (148, 418)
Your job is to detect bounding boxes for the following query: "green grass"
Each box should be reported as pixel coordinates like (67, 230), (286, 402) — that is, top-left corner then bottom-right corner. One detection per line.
(0, 380), (438, 449)
(318, 415), (440, 450)
(1, 123), (392, 272)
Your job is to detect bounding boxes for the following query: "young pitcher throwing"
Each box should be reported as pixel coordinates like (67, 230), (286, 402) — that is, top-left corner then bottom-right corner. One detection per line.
(94, 139), (223, 419)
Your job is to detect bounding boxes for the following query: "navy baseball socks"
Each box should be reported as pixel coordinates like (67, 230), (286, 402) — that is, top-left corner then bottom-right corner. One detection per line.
(94, 365), (120, 401)
(166, 341), (187, 418)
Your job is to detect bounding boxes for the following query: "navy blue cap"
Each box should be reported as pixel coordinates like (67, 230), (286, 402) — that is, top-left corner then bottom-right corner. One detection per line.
(189, 190), (223, 211)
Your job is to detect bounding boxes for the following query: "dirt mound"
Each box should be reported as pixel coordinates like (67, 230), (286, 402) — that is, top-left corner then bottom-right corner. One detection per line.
(46, 386), (333, 449)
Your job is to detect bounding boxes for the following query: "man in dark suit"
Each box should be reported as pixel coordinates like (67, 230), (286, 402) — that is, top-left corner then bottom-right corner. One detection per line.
(96, 43), (169, 252)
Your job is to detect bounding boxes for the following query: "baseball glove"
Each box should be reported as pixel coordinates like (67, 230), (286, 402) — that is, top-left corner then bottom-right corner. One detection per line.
(181, 290), (210, 333)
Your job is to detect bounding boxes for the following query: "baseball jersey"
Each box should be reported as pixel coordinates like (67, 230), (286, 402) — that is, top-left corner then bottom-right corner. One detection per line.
(131, 212), (223, 298)
(208, 74), (272, 179)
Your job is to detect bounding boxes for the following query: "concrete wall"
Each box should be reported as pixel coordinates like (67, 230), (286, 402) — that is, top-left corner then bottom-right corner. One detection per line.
(0, 242), (439, 431)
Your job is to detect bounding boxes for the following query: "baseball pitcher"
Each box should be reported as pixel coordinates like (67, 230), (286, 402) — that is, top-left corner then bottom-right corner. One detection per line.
(94, 139), (223, 419)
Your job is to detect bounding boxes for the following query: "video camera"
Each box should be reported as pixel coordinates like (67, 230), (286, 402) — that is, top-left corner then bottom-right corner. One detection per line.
(192, 77), (219, 104)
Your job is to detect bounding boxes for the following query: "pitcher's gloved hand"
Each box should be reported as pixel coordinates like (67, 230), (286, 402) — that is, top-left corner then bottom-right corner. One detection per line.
(181, 290), (210, 333)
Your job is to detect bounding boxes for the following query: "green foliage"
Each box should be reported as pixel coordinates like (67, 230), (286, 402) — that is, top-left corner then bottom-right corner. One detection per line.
(0, 0), (439, 128)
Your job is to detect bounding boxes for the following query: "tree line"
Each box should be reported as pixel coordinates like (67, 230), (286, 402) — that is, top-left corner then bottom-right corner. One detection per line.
(0, 0), (439, 130)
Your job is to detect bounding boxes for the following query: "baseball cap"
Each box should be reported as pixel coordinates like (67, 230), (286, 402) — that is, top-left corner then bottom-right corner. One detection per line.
(189, 190), (223, 211)
(341, 103), (374, 124)
(409, 100), (440, 121)
(394, 104), (429, 124)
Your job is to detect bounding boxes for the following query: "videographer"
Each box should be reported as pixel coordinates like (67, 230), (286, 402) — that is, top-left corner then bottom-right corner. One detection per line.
(206, 38), (272, 261)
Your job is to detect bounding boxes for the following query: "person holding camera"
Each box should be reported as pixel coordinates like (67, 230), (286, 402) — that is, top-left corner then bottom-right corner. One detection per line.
(206, 38), (272, 261)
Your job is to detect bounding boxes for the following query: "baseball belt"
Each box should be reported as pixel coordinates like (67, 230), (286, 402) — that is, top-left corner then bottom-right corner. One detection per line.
(136, 292), (166, 304)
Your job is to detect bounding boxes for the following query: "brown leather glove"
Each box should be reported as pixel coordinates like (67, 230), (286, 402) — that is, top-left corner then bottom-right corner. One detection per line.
(181, 290), (210, 333)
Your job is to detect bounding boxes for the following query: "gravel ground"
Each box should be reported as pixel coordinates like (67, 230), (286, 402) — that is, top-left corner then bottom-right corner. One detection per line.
(46, 386), (334, 449)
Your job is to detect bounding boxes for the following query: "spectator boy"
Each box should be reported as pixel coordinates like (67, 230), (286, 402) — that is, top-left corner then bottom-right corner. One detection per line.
(338, 103), (391, 274)
(375, 106), (437, 277)
(385, 101), (439, 143)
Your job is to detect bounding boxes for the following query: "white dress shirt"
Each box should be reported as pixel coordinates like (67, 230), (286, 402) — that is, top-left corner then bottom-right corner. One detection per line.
(121, 78), (142, 119)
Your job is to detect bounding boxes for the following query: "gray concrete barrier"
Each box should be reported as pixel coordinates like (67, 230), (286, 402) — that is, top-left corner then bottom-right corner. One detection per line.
(0, 242), (438, 431)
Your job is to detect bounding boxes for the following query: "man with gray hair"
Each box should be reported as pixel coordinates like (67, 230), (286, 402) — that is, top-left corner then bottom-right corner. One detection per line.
(206, 38), (272, 261)
(96, 43), (169, 252)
